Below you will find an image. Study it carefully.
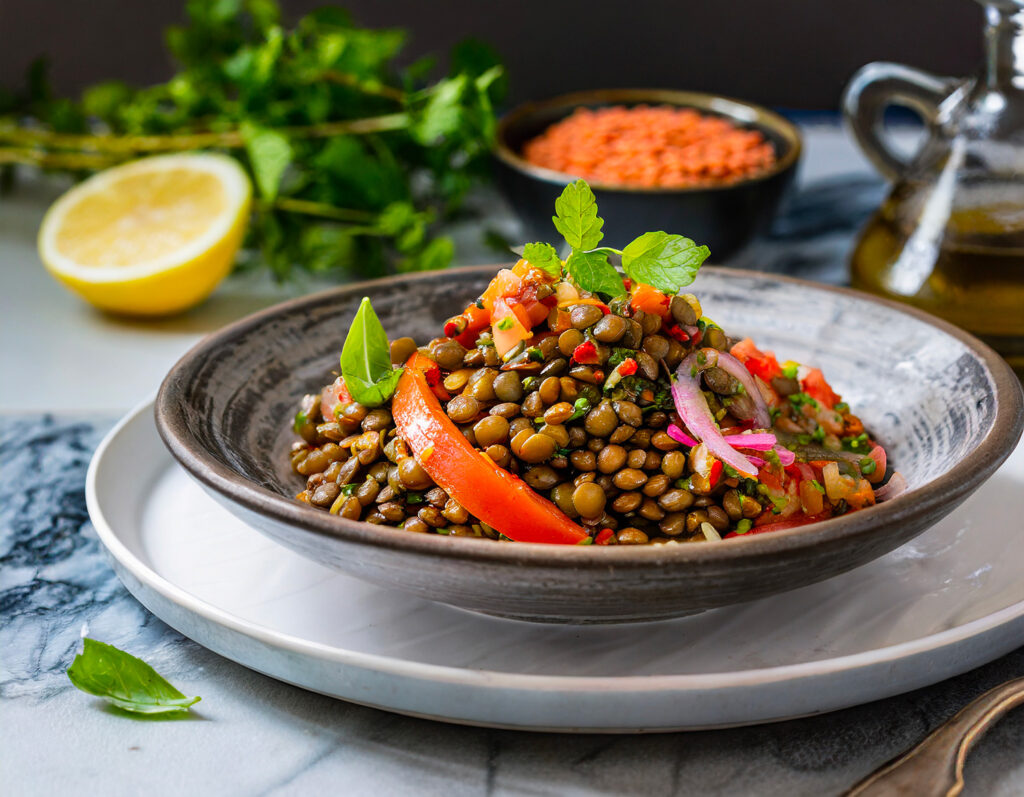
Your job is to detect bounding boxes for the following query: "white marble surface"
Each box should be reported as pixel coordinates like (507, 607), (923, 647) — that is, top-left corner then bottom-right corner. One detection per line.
(3, 122), (1024, 796)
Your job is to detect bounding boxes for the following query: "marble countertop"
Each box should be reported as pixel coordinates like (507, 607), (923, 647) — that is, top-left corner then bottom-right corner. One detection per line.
(3, 122), (1023, 796)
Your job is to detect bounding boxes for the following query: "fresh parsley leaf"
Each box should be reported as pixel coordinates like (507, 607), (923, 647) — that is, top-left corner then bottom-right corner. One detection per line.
(241, 121), (292, 200)
(620, 231), (710, 293)
(67, 638), (200, 716)
(564, 249), (625, 297)
(341, 297), (403, 407)
(552, 179), (604, 251)
(521, 242), (562, 277)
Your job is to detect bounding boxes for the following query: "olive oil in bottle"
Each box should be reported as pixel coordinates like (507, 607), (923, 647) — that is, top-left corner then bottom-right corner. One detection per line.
(850, 180), (1024, 374)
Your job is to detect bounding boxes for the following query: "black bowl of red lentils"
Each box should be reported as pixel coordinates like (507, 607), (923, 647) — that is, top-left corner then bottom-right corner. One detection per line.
(494, 89), (801, 259)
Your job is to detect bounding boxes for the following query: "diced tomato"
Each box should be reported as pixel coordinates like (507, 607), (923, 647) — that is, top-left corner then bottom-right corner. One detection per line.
(708, 460), (723, 488)
(616, 358), (638, 376)
(594, 528), (615, 545)
(320, 376), (351, 421)
(491, 298), (532, 356)
(864, 442), (886, 484)
(730, 338), (783, 382)
(630, 284), (671, 318)
(571, 340), (600, 365)
(801, 368), (842, 409)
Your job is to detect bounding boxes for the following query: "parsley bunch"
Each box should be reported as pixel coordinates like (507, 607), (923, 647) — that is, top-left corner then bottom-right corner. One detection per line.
(0, 0), (504, 280)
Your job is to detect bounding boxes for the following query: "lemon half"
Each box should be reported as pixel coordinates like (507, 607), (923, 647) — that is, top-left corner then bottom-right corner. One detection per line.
(38, 153), (252, 316)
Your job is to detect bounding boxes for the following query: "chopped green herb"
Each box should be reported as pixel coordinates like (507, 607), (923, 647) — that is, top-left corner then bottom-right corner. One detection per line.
(696, 351), (707, 366)
(782, 363), (799, 380)
(722, 464), (740, 479)
(797, 433), (812, 446)
(67, 638), (200, 716)
(842, 433), (869, 452)
(769, 407), (782, 422)
(527, 346), (544, 362)
(522, 376), (539, 391)
(405, 491), (424, 505)
(496, 317), (515, 331)
(859, 457), (877, 475)
(607, 348), (635, 368)
(476, 333), (495, 347)
(834, 402), (849, 413)
(809, 479), (825, 494)
(292, 410), (308, 433)
(811, 424), (826, 443)
(555, 447), (571, 457)
(576, 536), (594, 545)
(764, 448), (782, 467)
(340, 482), (359, 496)
(436, 528), (451, 535)
(736, 519), (753, 534)
(568, 397), (591, 421)
(475, 298), (486, 310)
(788, 392), (820, 410)
(690, 365), (698, 378)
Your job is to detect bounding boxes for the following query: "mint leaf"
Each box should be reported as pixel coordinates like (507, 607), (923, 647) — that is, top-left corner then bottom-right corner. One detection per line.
(621, 231), (710, 293)
(521, 242), (562, 277)
(67, 638), (200, 716)
(241, 121), (292, 200)
(552, 179), (604, 251)
(341, 297), (403, 406)
(565, 249), (625, 297)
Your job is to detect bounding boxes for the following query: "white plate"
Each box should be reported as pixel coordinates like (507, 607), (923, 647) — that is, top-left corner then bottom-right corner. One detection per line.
(87, 401), (1024, 732)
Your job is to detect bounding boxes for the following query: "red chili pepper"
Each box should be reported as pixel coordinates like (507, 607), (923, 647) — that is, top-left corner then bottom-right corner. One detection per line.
(423, 362), (442, 387)
(571, 340), (600, 364)
(598, 304), (610, 315)
(708, 459), (723, 488)
(617, 358), (638, 376)
(724, 510), (832, 537)
(443, 320), (459, 338)
(392, 354), (588, 544)
(664, 324), (690, 343)
(539, 293), (559, 308)
(594, 528), (615, 545)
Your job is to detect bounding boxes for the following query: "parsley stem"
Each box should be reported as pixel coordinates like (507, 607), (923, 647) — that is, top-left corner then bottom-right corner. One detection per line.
(0, 113), (410, 155)
(259, 197), (378, 223)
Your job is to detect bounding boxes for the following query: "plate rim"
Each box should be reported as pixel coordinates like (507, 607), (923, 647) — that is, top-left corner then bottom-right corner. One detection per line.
(152, 264), (1024, 569)
(89, 399), (1024, 695)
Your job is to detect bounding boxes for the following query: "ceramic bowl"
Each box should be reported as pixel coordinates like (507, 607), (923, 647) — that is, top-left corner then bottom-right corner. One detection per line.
(155, 266), (1023, 624)
(493, 89), (802, 259)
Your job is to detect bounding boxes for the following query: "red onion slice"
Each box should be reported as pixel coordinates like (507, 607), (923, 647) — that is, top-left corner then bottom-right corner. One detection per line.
(874, 471), (907, 502)
(672, 352), (759, 478)
(711, 350), (772, 430)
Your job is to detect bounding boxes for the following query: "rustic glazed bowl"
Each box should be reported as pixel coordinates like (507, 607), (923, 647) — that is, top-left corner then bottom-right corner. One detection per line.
(493, 89), (802, 259)
(156, 266), (1023, 624)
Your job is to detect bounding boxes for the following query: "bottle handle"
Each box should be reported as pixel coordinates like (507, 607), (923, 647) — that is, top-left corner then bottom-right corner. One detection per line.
(842, 62), (958, 181)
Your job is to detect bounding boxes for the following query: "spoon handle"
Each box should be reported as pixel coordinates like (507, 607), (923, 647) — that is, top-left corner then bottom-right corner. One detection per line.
(846, 676), (1024, 797)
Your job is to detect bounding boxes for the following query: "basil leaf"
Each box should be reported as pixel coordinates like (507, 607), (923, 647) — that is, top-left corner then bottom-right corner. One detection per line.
(67, 638), (200, 715)
(341, 297), (403, 407)
(521, 242), (562, 277)
(621, 231), (710, 293)
(564, 249), (625, 297)
(552, 179), (604, 251)
(241, 121), (292, 200)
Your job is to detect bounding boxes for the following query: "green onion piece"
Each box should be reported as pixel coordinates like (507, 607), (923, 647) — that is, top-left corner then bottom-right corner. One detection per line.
(736, 519), (753, 534)
(810, 479), (825, 494)
(405, 491), (424, 505)
(860, 457), (877, 475)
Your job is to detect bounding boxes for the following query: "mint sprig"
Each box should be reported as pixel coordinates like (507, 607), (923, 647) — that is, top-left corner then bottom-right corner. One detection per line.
(521, 242), (562, 277)
(341, 297), (403, 407)
(67, 638), (201, 716)
(540, 179), (710, 298)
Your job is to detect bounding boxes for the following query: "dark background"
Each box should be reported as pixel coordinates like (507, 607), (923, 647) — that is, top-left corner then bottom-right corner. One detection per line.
(1, 0), (983, 110)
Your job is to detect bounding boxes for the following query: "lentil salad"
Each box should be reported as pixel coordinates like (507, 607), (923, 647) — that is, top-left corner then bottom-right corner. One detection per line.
(288, 181), (898, 545)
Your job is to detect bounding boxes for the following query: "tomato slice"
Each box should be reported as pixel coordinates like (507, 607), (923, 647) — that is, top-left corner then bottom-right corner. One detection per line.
(725, 510), (832, 537)
(392, 353), (588, 544)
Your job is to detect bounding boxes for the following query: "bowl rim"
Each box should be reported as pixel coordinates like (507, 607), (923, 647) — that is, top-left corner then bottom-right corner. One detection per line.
(155, 265), (1024, 569)
(493, 88), (803, 194)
